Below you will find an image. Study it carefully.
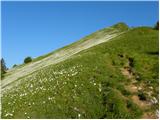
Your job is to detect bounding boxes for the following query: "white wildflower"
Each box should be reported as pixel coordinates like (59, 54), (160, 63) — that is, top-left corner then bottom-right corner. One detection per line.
(5, 113), (13, 117)
(78, 113), (81, 118)
(156, 110), (159, 117)
(30, 84), (33, 88)
(74, 107), (79, 111)
(149, 86), (153, 90)
(99, 84), (102, 92)
(151, 97), (158, 104)
(48, 97), (51, 100)
(138, 87), (142, 90)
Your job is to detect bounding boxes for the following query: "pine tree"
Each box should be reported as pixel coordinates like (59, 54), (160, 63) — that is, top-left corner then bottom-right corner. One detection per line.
(1, 58), (7, 79)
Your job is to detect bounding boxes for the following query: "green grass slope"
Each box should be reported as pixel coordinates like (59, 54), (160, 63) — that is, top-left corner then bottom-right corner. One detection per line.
(2, 24), (159, 119)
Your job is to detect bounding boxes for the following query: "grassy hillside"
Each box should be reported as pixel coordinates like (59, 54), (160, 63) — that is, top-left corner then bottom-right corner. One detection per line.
(2, 23), (127, 87)
(2, 24), (159, 119)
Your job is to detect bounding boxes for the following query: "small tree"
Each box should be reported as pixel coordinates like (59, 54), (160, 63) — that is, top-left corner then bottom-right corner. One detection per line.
(24, 57), (32, 64)
(1, 58), (7, 79)
(154, 21), (159, 30)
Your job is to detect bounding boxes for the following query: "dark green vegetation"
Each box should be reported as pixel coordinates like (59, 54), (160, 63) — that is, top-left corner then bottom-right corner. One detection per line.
(1, 58), (7, 79)
(2, 23), (159, 119)
(154, 21), (159, 30)
(12, 64), (17, 68)
(24, 57), (32, 64)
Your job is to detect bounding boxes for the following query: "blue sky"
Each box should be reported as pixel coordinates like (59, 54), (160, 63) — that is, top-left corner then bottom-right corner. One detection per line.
(2, 1), (159, 68)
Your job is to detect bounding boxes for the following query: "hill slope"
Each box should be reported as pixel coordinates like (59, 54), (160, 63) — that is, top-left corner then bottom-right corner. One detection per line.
(2, 23), (128, 92)
(2, 23), (159, 119)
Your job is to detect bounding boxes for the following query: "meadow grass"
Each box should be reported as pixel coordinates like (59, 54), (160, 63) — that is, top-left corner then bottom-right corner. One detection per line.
(2, 25), (158, 118)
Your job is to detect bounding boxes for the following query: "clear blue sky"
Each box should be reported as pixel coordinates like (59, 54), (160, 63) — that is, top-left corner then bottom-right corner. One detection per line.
(2, 1), (159, 68)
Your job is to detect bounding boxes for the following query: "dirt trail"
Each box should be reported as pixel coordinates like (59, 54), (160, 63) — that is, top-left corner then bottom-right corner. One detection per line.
(2, 30), (126, 93)
(120, 56), (156, 119)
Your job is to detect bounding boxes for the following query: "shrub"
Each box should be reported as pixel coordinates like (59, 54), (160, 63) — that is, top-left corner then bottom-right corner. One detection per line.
(24, 57), (32, 64)
(13, 64), (17, 68)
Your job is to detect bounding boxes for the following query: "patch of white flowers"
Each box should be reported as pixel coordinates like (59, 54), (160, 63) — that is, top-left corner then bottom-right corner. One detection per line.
(5, 113), (13, 117)
(3, 64), (83, 118)
(151, 97), (158, 104)
(20, 93), (27, 97)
